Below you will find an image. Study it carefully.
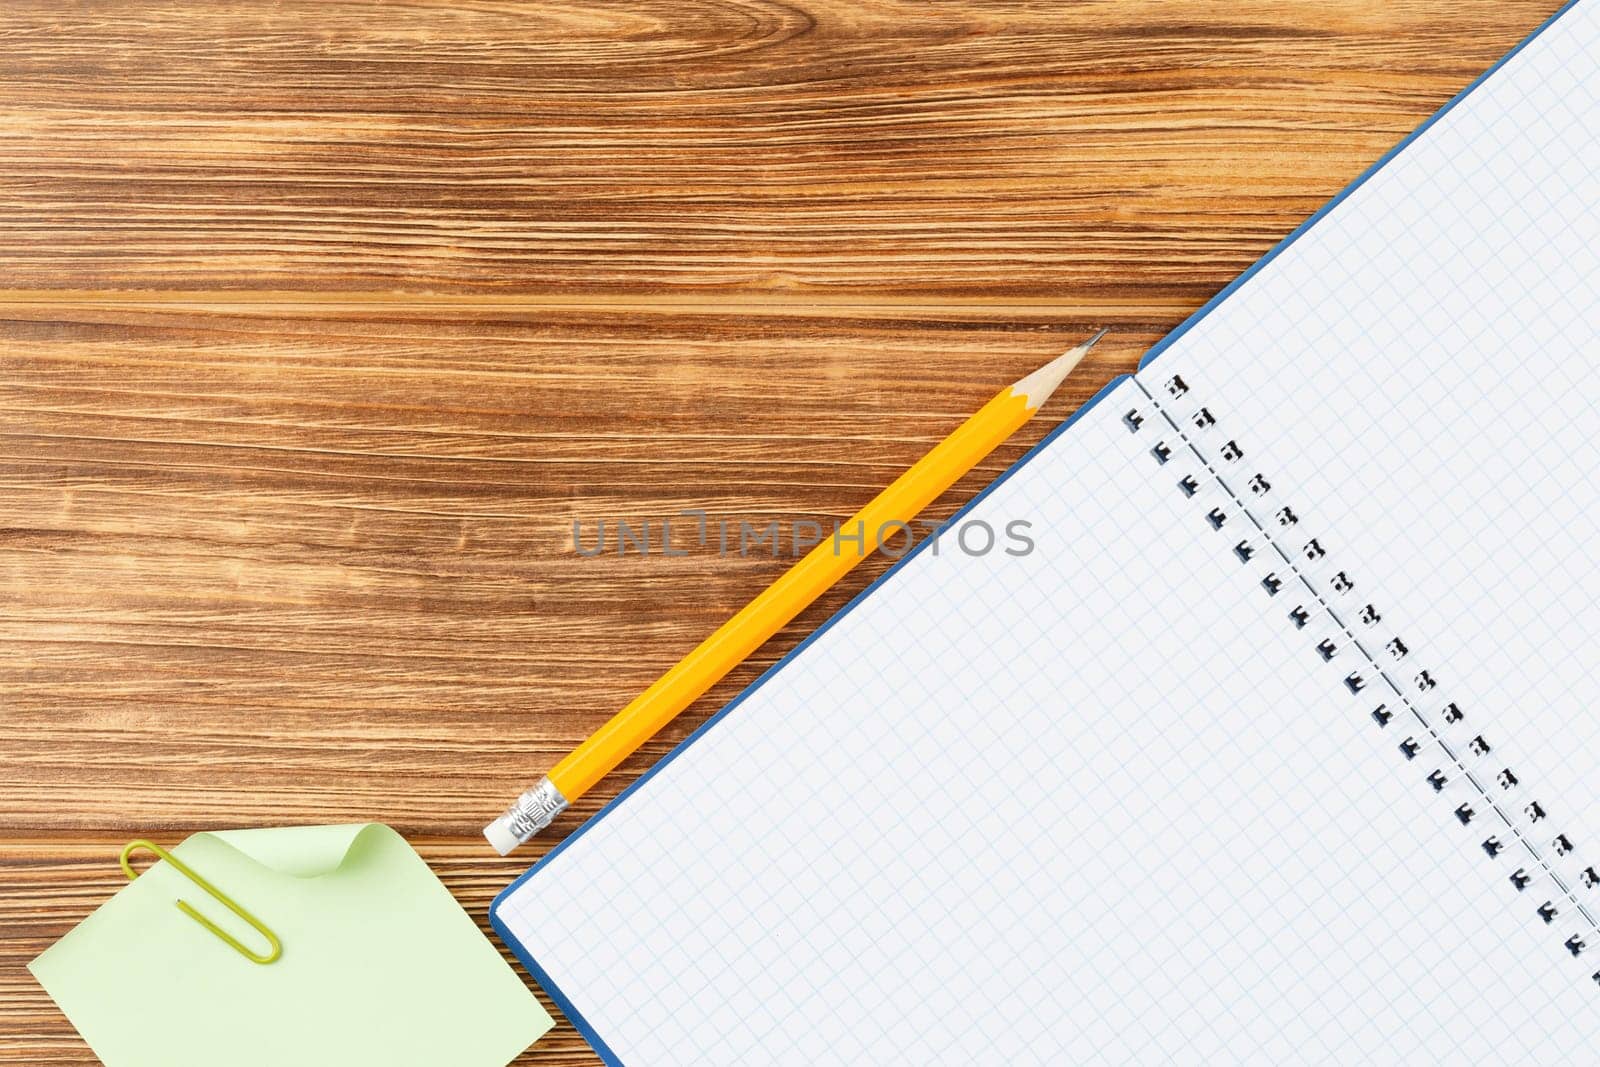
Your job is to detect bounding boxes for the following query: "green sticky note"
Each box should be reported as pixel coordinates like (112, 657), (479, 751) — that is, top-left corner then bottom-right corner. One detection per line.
(30, 824), (552, 1066)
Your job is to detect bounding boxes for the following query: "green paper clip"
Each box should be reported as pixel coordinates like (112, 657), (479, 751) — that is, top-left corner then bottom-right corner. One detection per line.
(120, 839), (282, 965)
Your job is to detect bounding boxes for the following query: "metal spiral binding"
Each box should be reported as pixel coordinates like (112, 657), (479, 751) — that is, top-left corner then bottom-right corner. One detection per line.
(1123, 370), (1600, 984)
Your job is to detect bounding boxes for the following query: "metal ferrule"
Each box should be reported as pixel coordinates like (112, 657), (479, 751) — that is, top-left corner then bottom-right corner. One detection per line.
(501, 777), (569, 844)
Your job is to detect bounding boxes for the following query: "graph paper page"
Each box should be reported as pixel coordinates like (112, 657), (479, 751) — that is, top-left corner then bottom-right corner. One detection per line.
(496, 4), (1600, 1062)
(1139, 0), (1600, 1000)
(498, 396), (1600, 1063)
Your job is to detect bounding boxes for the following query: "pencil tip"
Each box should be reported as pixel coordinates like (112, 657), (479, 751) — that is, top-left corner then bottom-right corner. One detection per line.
(1009, 329), (1108, 410)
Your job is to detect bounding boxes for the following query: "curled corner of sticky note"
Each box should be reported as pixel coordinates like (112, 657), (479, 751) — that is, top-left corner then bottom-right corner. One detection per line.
(203, 822), (394, 879)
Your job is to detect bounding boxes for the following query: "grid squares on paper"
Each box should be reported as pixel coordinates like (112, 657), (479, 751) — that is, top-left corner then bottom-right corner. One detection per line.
(1141, 0), (1600, 1004)
(498, 5), (1600, 1064)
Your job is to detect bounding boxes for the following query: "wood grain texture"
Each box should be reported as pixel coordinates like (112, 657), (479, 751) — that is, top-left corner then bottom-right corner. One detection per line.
(0, 0), (1566, 1061)
(0, 0), (1560, 300)
(0, 304), (1142, 833)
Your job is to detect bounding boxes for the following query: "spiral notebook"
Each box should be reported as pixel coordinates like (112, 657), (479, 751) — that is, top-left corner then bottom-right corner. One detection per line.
(493, 2), (1600, 1062)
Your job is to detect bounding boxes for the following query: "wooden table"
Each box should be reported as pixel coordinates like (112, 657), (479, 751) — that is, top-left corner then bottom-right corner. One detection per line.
(0, 1), (1563, 1061)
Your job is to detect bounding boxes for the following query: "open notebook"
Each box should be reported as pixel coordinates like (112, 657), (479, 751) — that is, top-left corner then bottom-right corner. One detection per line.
(493, 2), (1600, 1062)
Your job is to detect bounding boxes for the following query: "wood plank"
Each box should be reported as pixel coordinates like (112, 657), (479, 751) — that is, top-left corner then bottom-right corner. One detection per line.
(0, 303), (1149, 838)
(0, 836), (601, 1065)
(0, 0), (1560, 298)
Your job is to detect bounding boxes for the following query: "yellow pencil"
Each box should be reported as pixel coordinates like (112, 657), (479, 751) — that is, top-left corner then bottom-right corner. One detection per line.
(484, 332), (1106, 854)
